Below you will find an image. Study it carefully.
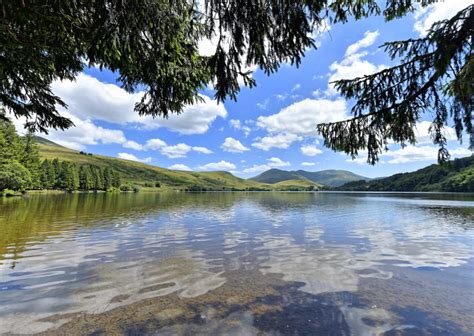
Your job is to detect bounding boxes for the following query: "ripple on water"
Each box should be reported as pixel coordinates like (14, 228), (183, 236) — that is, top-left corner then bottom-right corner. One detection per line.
(0, 192), (472, 335)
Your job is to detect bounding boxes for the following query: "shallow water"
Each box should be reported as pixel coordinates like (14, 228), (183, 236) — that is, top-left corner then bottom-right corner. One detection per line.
(0, 192), (473, 335)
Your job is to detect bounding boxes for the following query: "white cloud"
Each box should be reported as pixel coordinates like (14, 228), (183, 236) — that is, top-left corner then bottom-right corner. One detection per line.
(52, 73), (227, 135)
(345, 31), (379, 56)
(229, 119), (251, 136)
(242, 165), (271, 174)
(345, 155), (370, 165)
(257, 99), (270, 110)
(256, 99), (348, 137)
(242, 157), (290, 174)
(301, 162), (316, 167)
(414, 0), (473, 36)
(252, 133), (302, 151)
(229, 119), (241, 129)
(276, 93), (289, 101)
(168, 164), (192, 171)
(300, 144), (323, 157)
(414, 121), (456, 145)
(39, 113), (127, 151)
(198, 160), (237, 171)
(160, 143), (192, 158)
(383, 146), (471, 164)
(346, 145), (471, 165)
(267, 157), (290, 167)
(122, 138), (211, 158)
(221, 137), (250, 153)
(192, 146), (213, 154)
(118, 153), (152, 163)
(141, 95), (227, 134)
(326, 31), (385, 96)
(291, 84), (301, 92)
(144, 138), (167, 150)
(122, 140), (143, 151)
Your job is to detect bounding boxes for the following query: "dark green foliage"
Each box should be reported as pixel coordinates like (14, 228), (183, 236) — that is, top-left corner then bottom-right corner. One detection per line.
(119, 183), (139, 192)
(40, 159), (56, 188)
(3, 0), (438, 133)
(20, 131), (41, 188)
(318, 5), (473, 164)
(337, 155), (474, 192)
(0, 116), (122, 191)
(103, 167), (113, 190)
(111, 170), (121, 189)
(0, 115), (23, 163)
(58, 161), (79, 190)
(52, 159), (62, 188)
(79, 165), (93, 191)
(0, 161), (32, 191)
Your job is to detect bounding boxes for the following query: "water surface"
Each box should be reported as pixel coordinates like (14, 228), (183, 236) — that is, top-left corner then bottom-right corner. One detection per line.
(0, 192), (473, 335)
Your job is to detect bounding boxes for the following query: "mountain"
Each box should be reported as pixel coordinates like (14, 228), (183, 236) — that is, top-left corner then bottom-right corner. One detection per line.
(337, 155), (474, 192)
(36, 137), (320, 191)
(251, 168), (369, 187)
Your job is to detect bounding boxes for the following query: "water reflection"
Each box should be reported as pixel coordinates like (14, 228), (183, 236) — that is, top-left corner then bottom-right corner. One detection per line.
(0, 192), (473, 335)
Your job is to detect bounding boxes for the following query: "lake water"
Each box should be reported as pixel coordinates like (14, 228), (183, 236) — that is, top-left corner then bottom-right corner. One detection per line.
(0, 192), (473, 335)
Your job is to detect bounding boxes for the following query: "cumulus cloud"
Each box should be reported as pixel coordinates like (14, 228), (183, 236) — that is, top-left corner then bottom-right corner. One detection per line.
(37, 112), (127, 151)
(346, 144), (471, 165)
(192, 146), (213, 154)
(326, 31), (385, 96)
(229, 119), (251, 137)
(383, 146), (471, 164)
(168, 164), (192, 171)
(300, 144), (323, 157)
(414, 0), (472, 36)
(267, 157), (290, 167)
(122, 140), (144, 151)
(301, 162), (316, 167)
(221, 137), (250, 153)
(414, 121), (456, 145)
(256, 99), (348, 137)
(242, 157), (290, 174)
(121, 137), (212, 159)
(52, 73), (227, 135)
(345, 31), (380, 57)
(198, 160), (237, 171)
(252, 133), (302, 151)
(160, 143), (192, 158)
(144, 138), (167, 150)
(118, 153), (152, 163)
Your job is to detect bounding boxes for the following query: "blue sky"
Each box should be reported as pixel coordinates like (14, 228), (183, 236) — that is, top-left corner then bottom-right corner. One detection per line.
(16, 1), (472, 178)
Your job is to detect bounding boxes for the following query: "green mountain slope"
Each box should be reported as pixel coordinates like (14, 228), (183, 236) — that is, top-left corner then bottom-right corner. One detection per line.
(251, 168), (368, 187)
(36, 138), (319, 191)
(337, 155), (474, 192)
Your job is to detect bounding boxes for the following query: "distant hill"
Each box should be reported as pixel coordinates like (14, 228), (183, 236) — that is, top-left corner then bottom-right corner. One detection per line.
(337, 155), (474, 192)
(251, 168), (369, 187)
(35, 137), (320, 191)
(33, 136), (69, 148)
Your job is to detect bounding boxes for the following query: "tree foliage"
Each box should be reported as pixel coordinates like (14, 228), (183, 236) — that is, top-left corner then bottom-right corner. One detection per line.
(0, 161), (32, 191)
(337, 155), (474, 192)
(2, 0), (435, 132)
(318, 4), (473, 164)
(2, 0), (470, 163)
(0, 116), (122, 192)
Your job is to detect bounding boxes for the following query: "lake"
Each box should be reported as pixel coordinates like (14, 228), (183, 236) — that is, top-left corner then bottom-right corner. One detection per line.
(0, 192), (473, 335)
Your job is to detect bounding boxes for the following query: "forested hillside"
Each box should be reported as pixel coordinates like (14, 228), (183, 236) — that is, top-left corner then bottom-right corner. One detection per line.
(337, 156), (474, 192)
(251, 168), (368, 187)
(0, 118), (123, 194)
